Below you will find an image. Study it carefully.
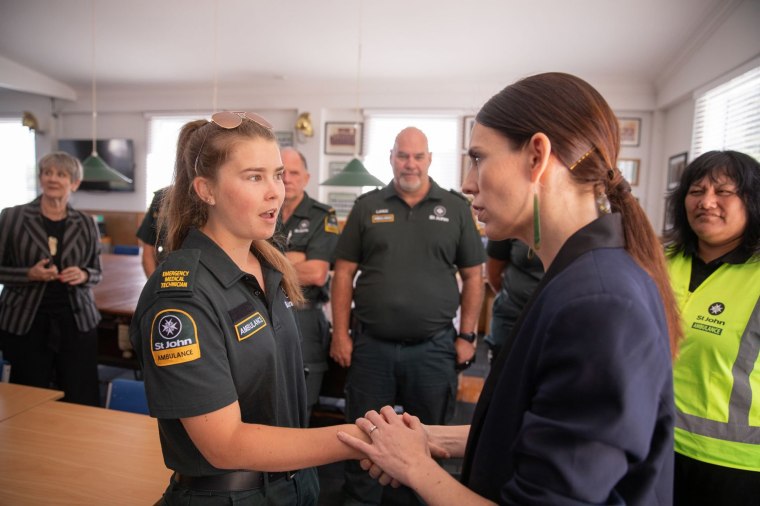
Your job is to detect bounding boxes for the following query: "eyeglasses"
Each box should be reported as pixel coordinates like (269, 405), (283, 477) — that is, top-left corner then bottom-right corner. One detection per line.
(194, 111), (274, 175)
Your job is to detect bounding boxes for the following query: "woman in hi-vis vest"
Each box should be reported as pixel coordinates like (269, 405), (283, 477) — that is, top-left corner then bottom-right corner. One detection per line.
(664, 150), (760, 505)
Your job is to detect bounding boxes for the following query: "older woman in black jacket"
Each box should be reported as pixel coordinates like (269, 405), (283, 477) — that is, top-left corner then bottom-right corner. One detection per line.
(0, 151), (102, 405)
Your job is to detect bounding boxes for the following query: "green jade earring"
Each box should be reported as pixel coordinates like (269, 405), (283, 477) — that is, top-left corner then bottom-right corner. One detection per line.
(533, 188), (541, 251)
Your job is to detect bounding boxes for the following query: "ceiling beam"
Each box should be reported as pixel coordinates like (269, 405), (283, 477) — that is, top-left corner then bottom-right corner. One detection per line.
(0, 55), (76, 101)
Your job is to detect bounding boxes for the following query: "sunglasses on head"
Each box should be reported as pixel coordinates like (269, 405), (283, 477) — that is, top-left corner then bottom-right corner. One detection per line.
(193, 111), (274, 175)
(210, 111), (273, 130)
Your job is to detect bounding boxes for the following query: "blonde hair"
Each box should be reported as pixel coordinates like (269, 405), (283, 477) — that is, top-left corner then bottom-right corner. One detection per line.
(160, 117), (303, 304)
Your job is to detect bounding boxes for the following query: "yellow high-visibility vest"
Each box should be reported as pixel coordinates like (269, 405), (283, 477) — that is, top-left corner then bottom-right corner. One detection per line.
(668, 252), (760, 471)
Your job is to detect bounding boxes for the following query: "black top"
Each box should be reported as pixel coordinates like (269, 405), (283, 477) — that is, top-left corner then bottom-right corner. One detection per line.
(334, 179), (486, 342)
(688, 246), (752, 291)
(130, 228), (308, 475)
(280, 192), (339, 303)
(39, 215), (68, 309)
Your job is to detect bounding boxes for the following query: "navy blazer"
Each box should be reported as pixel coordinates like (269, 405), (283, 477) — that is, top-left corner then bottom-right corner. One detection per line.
(462, 214), (674, 505)
(0, 197), (102, 335)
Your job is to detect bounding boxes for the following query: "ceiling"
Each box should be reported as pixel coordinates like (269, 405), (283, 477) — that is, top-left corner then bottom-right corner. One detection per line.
(0, 0), (735, 97)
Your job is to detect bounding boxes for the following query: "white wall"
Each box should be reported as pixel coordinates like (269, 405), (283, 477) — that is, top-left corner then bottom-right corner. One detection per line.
(1, 0), (757, 226)
(2, 78), (656, 214)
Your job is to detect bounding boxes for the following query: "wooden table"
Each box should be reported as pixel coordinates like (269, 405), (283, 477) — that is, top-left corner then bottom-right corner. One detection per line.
(94, 253), (147, 317)
(0, 400), (170, 505)
(0, 383), (63, 422)
(93, 253), (148, 366)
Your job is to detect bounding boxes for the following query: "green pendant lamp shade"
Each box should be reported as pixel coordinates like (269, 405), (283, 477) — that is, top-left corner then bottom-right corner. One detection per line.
(320, 158), (384, 187)
(82, 151), (133, 185)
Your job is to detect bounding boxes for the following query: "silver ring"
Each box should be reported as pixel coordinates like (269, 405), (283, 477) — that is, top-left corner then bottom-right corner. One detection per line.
(368, 425), (378, 436)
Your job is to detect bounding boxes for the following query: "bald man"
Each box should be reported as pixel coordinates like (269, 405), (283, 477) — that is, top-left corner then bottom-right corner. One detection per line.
(331, 127), (486, 505)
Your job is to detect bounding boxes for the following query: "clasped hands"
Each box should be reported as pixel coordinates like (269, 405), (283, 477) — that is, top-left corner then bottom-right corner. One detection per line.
(337, 405), (449, 488)
(28, 258), (87, 285)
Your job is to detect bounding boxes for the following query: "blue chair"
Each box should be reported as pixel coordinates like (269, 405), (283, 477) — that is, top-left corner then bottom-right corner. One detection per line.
(105, 378), (149, 415)
(113, 244), (140, 255)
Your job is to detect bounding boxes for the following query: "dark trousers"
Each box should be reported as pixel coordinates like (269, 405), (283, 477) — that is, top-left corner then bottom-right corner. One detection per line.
(160, 468), (319, 506)
(675, 452), (760, 506)
(342, 326), (458, 506)
(0, 309), (100, 406)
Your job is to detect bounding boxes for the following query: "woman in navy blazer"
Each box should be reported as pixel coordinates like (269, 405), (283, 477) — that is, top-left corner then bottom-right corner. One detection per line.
(338, 73), (682, 505)
(0, 151), (102, 406)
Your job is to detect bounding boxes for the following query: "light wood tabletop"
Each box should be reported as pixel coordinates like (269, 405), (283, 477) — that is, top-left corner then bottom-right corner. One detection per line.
(0, 382), (64, 422)
(0, 400), (170, 505)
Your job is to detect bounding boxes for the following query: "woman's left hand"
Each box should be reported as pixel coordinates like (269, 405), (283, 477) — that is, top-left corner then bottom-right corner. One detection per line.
(58, 266), (88, 285)
(337, 406), (433, 487)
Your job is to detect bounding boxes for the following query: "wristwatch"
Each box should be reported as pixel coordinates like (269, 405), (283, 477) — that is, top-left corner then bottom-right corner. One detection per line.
(457, 332), (477, 343)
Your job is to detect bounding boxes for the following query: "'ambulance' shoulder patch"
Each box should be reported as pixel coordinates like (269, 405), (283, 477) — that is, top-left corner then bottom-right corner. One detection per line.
(234, 311), (268, 341)
(150, 309), (201, 366)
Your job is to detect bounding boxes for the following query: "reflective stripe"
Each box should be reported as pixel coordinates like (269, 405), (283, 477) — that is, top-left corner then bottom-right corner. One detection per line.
(729, 296), (760, 426)
(676, 408), (760, 444)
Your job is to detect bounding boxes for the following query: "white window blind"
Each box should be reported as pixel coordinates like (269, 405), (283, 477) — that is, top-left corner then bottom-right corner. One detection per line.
(145, 115), (200, 205)
(363, 113), (461, 192)
(691, 65), (760, 161)
(0, 118), (37, 210)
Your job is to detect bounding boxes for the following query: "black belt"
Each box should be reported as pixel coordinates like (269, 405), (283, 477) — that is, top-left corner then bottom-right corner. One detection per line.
(173, 470), (296, 491)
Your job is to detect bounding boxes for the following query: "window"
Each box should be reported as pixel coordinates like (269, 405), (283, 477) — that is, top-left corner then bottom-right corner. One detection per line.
(363, 113), (461, 193)
(0, 118), (37, 211)
(691, 65), (760, 161)
(145, 115), (199, 205)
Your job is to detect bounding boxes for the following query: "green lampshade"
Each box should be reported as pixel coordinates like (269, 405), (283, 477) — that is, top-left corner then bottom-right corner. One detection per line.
(82, 152), (133, 185)
(320, 158), (385, 187)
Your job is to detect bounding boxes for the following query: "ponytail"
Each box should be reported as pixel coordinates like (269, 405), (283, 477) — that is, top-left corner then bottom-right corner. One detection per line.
(608, 173), (683, 358)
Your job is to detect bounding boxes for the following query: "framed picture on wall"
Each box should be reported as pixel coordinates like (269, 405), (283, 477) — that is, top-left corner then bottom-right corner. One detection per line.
(662, 206), (674, 236)
(327, 191), (358, 218)
(462, 116), (476, 150)
(667, 152), (688, 189)
(460, 154), (471, 187)
(618, 158), (640, 186)
(328, 161), (348, 177)
(325, 122), (363, 155)
(618, 117), (641, 147)
(275, 131), (294, 148)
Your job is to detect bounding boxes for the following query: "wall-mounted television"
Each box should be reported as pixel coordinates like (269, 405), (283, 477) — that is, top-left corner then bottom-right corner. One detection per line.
(57, 138), (136, 192)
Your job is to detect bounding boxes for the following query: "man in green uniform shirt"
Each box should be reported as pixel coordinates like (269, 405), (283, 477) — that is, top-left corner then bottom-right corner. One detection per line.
(279, 147), (340, 420)
(136, 187), (168, 277)
(330, 127), (486, 505)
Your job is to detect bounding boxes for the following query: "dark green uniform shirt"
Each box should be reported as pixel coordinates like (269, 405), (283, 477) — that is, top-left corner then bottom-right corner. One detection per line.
(280, 192), (339, 303)
(129, 228), (308, 476)
(136, 187), (168, 259)
(335, 178), (486, 342)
